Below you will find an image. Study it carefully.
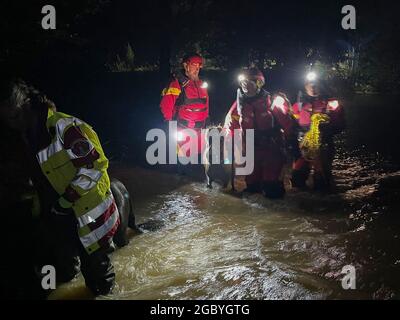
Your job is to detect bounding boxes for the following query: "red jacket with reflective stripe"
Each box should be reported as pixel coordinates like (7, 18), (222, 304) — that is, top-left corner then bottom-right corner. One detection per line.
(227, 90), (295, 137)
(292, 95), (345, 134)
(160, 77), (209, 127)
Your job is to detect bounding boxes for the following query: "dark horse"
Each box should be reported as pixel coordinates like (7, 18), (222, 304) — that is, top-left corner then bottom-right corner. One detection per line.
(110, 178), (140, 247)
(203, 126), (235, 190)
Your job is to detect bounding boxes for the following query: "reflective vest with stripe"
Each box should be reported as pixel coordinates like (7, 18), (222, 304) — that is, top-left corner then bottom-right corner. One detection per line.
(37, 109), (120, 254)
(292, 92), (344, 133)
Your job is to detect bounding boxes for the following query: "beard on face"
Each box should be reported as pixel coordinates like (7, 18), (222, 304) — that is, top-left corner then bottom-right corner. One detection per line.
(184, 63), (200, 80)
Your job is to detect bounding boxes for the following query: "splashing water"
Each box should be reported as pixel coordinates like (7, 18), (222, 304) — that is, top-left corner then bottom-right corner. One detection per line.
(49, 136), (400, 300)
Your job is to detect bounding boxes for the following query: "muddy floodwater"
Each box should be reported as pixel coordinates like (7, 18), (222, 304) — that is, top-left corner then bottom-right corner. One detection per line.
(49, 95), (400, 300)
(50, 145), (400, 300)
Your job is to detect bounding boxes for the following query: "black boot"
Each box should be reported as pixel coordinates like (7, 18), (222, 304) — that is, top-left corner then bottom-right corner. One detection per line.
(291, 168), (309, 189)
(55, 256), (80, 283)
(263, 181), (286, 199)
(47, 213), (80, 283)
(243, 182), (262, 193)
(313, 173), (330, 192)
(80, 244), (116, 296)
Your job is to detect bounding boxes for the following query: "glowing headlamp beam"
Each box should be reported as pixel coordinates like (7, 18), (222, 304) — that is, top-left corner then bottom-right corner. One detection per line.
(238, 74), (246, 82)
(306, 72), (317, 82)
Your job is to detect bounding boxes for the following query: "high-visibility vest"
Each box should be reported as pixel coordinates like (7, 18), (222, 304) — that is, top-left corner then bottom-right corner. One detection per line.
(37, 109), (120, 254)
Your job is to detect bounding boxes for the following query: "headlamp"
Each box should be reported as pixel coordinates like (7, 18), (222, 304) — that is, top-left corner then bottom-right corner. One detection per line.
(238, 74), (246, 82)
(201, 82), (209, 89)
(306, 72), (317, 82)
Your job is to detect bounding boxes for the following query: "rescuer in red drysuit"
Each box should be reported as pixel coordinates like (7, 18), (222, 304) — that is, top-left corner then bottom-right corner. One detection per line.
(291, 77), (345, 191)
(160, 53), (209, 159)
(225, 68), (297, 199)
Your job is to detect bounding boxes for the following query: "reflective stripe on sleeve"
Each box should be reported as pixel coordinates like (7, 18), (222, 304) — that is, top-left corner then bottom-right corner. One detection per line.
(79, 208), (119, 249)
(77, 194), (114, 228)
(55, 117), (83, 139)
(70, 168), (102, 193)
(71, 176), (97, 192)
(77, 167), (102, 182)
(162, 87), (181, 96)
(36, 140), (64, 164)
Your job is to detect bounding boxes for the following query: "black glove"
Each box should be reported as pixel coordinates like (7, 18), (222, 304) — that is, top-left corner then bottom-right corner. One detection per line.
(319, 122), (332, 138)
(287, 135), (302, 161)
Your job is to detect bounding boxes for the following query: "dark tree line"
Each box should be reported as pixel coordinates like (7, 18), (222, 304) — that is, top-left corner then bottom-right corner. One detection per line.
(1, 0), (399, 90)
